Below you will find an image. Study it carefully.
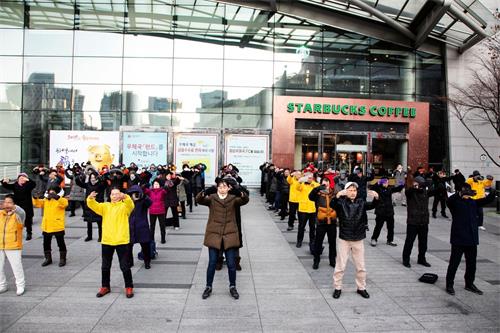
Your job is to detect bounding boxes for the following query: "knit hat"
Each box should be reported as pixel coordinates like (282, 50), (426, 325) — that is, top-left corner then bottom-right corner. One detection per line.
(17, 172), (29, 179)
(345, 181), (358, 189)
(378, 178), (389, 185)
(472, 170), (481, 177)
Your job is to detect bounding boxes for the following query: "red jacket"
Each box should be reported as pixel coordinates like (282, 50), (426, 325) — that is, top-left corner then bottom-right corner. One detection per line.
(144, 188), (166, 215)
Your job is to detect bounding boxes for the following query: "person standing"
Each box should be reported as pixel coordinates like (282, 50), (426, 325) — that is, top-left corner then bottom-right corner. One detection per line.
(144, 180), (167, 244)
(466, 171), (494, 231)
(1, 174), (36, 240)
(127, 185), (152, 270)
(370, 178), (404, 247)
(279, 168), (291, 221)
(33, 185), (69, 267)
(392, 164), (407, 206)
(181, 164), (194, 213)
(164, 172), (182, 230)
(0, 195), (26, 296)
(445, 183), (495, 295)
(451, 169), (466, 192)
(332, 182), (379, 299)
(295, 172), (320, 253)
(196, 179), (249, 300)
(431, 170), (451, 218)
(308, 177), (337, 269)
(65, 165), (86, 217)
(177, 176), (189, 219)
(87, 188), (135, 299)
(402, 175), (434, 268)
(286, 170), (301, 231)
(76, 169), (107, 242)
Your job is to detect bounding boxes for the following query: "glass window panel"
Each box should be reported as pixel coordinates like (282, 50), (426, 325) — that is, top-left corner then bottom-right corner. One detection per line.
(28, 3), (75, 29)
(0, 111), (21, 137)
(22, 137), (45, 165)
(370, 93), (415, 101)
(0, 138), (20, 162)
(121, 85), (172, 112)
(172, 112), (221, 128)
(0, 83), (21, 110)
(0, 56), (23, 82)
(370, 66), (415, 95)
(0, 29), (23, 55)
(172, 86), (222, 113)
(368, 48), (415, 68)
(24, 30), (74, 56)
(417, 69), (444, 97)
(127, 4), (173, 31)
(79, 3), (125, 31)
(173, 38), (223, 59)
(23, 57), (73, 84)
(0, 3), (24, 28)
(72, 85), (122, 112)
(274, 61), (322, 91)
(74, 112), (121, 131)
(274, 45), (319, 63)
(124, 34), (173, 57)
(73, 58), (123, 84)
(123, 58), (173, 84)
(22, 110), (71, 137)
(224, 60), (273, 87)
(224, 38), (273, 61)
(121, 112), (171, 127)
(173, 59), (223, 86)
(23, 83), (73, 111)
(74, 31), (123, 57)
(323, 63), (369, 93)
(223, 87), (272, 115)
(223, 114), (272, 129)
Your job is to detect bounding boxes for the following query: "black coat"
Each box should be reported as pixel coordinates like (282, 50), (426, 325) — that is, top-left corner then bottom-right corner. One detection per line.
(452, 173), (466, 191)
(333, 196), (377, 241)
(76, 175), (107, 223)
(1, 179), (36, 218)
(347, 173), (374, 200)
(371, 184), (403, 216)
(128, 186), (152, 244)
(164, 178), (180, 207)
(405, 187), (434, 225)
(447, 192), (495, 246)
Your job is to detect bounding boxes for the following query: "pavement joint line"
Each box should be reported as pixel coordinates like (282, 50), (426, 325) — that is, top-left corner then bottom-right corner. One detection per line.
(156, 247), (202, 251)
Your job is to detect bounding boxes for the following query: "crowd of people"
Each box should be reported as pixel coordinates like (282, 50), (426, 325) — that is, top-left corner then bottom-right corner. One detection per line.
(0, 161), (248, 300)
(259, 161), (496, 298)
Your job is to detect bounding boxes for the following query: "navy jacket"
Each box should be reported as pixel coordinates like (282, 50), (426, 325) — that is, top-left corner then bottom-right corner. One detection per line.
(128, 185), (152, 244)
(447, 191), (495, 246)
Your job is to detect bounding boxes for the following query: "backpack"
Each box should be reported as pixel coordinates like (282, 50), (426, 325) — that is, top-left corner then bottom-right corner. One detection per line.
(138, 240), (158, 260)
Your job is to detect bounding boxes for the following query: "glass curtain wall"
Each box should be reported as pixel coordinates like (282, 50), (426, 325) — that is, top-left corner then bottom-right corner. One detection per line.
(0, 0), (447, 168)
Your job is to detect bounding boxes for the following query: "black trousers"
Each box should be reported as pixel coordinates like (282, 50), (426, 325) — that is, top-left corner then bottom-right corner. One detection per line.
(101, 244), (133, 288)
(25, 215), (33, 236)
(371, 215), (395, 242)
(476, 206), (484, 227)
(314, 223), (336, 264)
(279, 192), (289, 218)
(432, 196), (447, 215)
(149, 214), (166, 241)
(69, 200), (84, 215)
(87, 221), (102, 240)
(402, 224), (428, 262)
(166, 206), (179, 228)
(179, 201), (186, 218)
(186, 191), (193, 212)
(297, 212), (316, 251)
(43, 231), (66, 252)
(288, 202), (299, 228)
(446, 244), (477, 288)
(128, 242), (151, 266)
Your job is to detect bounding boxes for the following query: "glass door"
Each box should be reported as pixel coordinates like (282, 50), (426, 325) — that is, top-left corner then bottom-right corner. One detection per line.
(295, 131), (319, 170)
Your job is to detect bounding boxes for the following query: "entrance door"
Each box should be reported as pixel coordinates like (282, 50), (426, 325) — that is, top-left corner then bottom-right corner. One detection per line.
(295, 131), (319, 170)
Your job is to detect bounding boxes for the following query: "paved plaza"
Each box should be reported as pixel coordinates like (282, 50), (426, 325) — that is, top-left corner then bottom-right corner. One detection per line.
(1, 191), (499, 332)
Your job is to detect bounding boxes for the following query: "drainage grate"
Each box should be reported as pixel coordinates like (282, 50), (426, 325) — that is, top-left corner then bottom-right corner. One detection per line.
(134, 283), (192, 289)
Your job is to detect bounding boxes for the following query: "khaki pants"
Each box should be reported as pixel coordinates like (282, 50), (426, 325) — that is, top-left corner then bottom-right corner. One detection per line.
(333, 239), (366, 290)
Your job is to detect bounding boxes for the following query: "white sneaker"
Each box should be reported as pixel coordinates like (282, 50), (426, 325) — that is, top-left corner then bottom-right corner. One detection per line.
(479, 226), (486, 231)
(16, 287), (24, 296)
(370, 239), (377, 247)
(0, 287), (7, 294)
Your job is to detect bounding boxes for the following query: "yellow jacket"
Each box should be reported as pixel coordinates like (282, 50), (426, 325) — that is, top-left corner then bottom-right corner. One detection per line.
(34, 197), (68, 233)
(0, 206), (25, 250)
(287, 175), (300, 203)
(465, 178), (487, 200)
(86, 195), (134, 246)
(296, 181), (320, 213)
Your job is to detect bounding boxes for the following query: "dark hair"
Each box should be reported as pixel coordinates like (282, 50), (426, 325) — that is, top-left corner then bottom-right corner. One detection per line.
(320, 176), (331, 184)
(47, 184), (61, 193)
(216, 179), (230, 187)
(4, 194), (15, 204)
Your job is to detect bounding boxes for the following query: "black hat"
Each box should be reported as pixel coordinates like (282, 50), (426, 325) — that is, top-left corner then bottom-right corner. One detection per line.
(460, 183), (477, 197)
(472, 170), (481, 177)
(418, 273), (438, 284)
(414, 176), (426, 186)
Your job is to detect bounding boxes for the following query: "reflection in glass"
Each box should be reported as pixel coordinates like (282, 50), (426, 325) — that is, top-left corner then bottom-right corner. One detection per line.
(23, 57), (73, 84)
(72, 85), (122, 112)
(73, 57), (122, 84)
(224, 60), (274, 87)
(24, 30), (73, 56)
(0, 138), (20, 162)
(121, 85), (173, 112)
(0, 83), (21, 110)
(23, 83), (72, 111)
(0, 56), (23, 82)
(223, 114), (272, 129)
(172, 113), (222, 128)
(124, 34), (173, 57)
(172, 86), (223, 113)
(0, 29), (23, 55)
(323, 63), (369, 93)
(22, 110), (71, 137)
(0, 111), (21, 137)
(78, 3), (125, 31)
(223, 87), (272, 115)
(22, 137), (44, 165)
(74, 30), (124, 56)
(122, 112), (171, 127)
(370, 66), (415, 95)
(123, 58), (173, 84)
(274, 61), (322, 91)
(75, 112), (121, 131)
(224, 39), (273, 60)
(173, 59), (223, 86)
(173, 38), (223, 59)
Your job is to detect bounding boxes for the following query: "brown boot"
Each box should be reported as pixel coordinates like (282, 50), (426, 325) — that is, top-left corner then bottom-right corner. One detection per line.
(235, 256), (242, 271)
(215, 256), (223, 271)
(59, 251), (67, 267)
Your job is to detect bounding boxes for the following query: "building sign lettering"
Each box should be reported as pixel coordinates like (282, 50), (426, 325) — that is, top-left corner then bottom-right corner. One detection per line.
(286, 102), (416, 118)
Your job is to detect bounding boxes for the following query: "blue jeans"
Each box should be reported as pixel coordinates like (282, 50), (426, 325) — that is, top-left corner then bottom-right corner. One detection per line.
(206, 247), (237, 288)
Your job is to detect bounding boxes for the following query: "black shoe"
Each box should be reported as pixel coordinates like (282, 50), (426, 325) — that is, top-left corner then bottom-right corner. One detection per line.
(417, 260), (431, 267)
(403, 261), (411, 268)
(296, 241), (302, 248)
(145, 262), (151, 269)
(229, 286), (239, 300)
(280, 216), (285, 221)
(97, 238), (101, 242)
(202, 287), (212, 299)
(161, 239), (166, 244)
(312, 261), (319, 270)
(441, 213), (449, 218)
(287, 226), (293, 231)
(84, 237), (92, 242)
(386, 241), (397, 247)
(465, 284), (483, 295)
(329, 262), (335, 268)
(432, 212), (437, 218)
(446, 286), (455, 295)
(26, 234), (32, 241)
(357, 289), (370, 299)
(69, 213), (76, 217)
(332, 289), (341, 299)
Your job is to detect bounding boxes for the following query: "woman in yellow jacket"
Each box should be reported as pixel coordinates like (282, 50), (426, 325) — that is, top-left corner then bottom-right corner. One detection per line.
(296, 172), (320, 253)
(87, 188), (135, 299)
(33, 185), (69, 267)
(287, 170), (301, 231)
(0, 194), (26, 295)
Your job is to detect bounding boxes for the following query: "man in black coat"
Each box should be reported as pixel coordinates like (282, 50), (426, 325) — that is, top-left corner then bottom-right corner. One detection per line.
(431, 170), (452, 218)
(451, 169), (465, 192)
(1, 173), (36, 240)
(347, 167), (374, 200)
(445, 183), (495, 295)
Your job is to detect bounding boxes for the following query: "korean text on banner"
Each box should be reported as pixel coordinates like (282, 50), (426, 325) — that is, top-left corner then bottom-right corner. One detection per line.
(122, 132), (167, 168)
(225, 135), (269, 186)
(174, 133), (218, 185)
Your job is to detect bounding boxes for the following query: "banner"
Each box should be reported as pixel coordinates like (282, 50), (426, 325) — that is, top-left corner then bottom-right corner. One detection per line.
(50, 130), (120, 170)
(225, 134), (269, 186)
(174, 133), (218, 185)
(122, 132), (168, 168)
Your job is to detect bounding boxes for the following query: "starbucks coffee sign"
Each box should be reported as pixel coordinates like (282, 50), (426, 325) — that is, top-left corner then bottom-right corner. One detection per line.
(286, 102), (416, 118)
